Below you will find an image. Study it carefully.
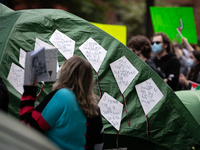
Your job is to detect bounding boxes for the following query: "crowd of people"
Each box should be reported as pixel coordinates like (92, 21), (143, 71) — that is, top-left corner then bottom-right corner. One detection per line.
(128, 32), (200, 91)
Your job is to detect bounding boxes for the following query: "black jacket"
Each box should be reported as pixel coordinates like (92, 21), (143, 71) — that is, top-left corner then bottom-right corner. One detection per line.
(153, 53), (180, 91)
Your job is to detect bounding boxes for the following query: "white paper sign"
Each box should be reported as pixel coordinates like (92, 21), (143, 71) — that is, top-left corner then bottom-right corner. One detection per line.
(34, 38), (58, 82)
(49, 29), (75, 60)
(7, 63), (24, 94)
(110, 56), (139, 93)
(98, 92), (123, 131)
(19, 48), (26, 68)
(34, 37), (55, 50)
(135, 78), (164, 115)
(44, 48), (58, 81)
(57, 61), (60, 73)
(79, 37), (107, 72)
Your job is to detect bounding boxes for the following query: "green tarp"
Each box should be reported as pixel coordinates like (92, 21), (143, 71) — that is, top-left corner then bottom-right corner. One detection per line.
(0, 4), (200, 150)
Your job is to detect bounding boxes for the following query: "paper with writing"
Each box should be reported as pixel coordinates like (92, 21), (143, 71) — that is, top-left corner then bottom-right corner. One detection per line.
(34, 38), (58, 82)
(19, 48), (26, 68)
(79, 37), (107, 72)
(49, 29), (75, 60)
(98, 92), (123, 131)
(110, 56), (139, 93)
(7, 63), (24, 94)
(135, 78), (163, 115)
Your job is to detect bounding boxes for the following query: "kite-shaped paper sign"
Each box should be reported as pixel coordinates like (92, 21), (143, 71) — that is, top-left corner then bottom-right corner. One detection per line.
(7, 63), (24, 94)
(135, 78), (163, 115)
(110, 56), (139, 93)
(19, 48), (26, 68)
(34, 37), (55, 50)
(49, 29), (75, 60)
(79, 37), (107, 73)
(98, 92), (123, 131)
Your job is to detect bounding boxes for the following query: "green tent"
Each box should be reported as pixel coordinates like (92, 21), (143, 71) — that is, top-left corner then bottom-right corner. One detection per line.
(0, 4), (200, 150)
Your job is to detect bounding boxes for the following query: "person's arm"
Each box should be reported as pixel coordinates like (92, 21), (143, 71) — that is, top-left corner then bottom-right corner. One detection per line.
(179, 74), (190, 88)
(20, 78), (52, 132)
(20, 78), (63, 133)
(166, 58), (181, 91)
(182, 37), (194, 52)
(19, 85), (51, 133)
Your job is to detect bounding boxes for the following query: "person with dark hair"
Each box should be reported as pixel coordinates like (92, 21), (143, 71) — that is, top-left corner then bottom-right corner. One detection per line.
(179, 50), (200, 89)
(0, 77), (9, 113)
(151, 32), (180, 91)
(128, 35), (159, 74)
(20, 55), (104, 150)
(173, 42), (189, 76)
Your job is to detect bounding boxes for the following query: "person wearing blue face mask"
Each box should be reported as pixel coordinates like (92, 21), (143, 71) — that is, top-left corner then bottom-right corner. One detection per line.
(127, 35), (159, 74)
(179, 50), (200, 90)
(151, 32), (181, 91)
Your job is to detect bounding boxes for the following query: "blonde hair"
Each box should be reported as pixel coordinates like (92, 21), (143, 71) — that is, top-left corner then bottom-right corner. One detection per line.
(52, 56), (98, 118)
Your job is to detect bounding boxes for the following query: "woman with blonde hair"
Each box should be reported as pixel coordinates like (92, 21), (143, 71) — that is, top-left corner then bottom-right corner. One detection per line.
(20, 55), (104, 150)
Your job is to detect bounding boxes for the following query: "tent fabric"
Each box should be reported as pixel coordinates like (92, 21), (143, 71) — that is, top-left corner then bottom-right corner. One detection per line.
(0, 4), (200, 150)
(175, 90), (200, 125)
(0, 110), (61, 150)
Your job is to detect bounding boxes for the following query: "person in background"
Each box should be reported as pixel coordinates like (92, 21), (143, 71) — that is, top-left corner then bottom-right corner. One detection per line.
(179, 50), (200, 90)
(20, 56), (104, 150)
(151, 32), (180, 91)
(173, 42), (189, 76)
(0, 77), (9, 113)
(127, 35), (159, 74)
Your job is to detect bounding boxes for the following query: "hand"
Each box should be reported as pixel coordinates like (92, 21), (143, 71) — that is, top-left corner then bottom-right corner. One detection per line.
(182, 37), (194, 52)
(164, 78), (168, 82)
(28, 78), (37, 87)
(33, 78), (37, 86)
(179, 74), (189, 87)
(182, 37), (188, 45)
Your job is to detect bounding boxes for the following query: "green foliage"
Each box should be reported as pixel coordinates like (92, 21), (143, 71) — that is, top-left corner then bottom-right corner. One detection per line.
(56, 0), (120, 23)
(115, 0), (178, 37)
(116, 0), (146, 36)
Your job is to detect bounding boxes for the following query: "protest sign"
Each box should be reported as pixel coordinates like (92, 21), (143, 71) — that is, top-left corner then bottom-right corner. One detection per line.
(150, 7), (197, 44)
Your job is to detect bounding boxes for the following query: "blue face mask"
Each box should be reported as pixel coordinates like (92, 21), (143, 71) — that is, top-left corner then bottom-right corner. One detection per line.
(152, 43), (162, 54)
(187, 58), (194, 67)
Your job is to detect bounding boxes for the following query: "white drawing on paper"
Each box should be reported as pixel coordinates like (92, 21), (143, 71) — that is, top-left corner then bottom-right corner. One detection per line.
(31, 47), (48, 82)
(34, 38), (58, 81)
(49, 29), (75, 60)
(98, 92), (123, 131)
(110, 56), (139, 93)
(79, 37), (107, 72)
(135, 78), (164, 115)
(19, 48), (26, 68)
(7, 63), (24, 94)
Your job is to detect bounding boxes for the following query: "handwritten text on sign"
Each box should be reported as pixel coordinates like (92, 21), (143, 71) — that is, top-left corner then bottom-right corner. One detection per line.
(110, 56), (139, 93)
(7, 63), (24, 94)
(49, 29), (75, 60)
(79, 37), (107, 72)
(98, 92), (123, 131)
(135, 78), (163, 115)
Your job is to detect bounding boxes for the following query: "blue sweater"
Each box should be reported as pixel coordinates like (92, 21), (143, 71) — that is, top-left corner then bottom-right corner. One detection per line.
(20, 87), (86, 150)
